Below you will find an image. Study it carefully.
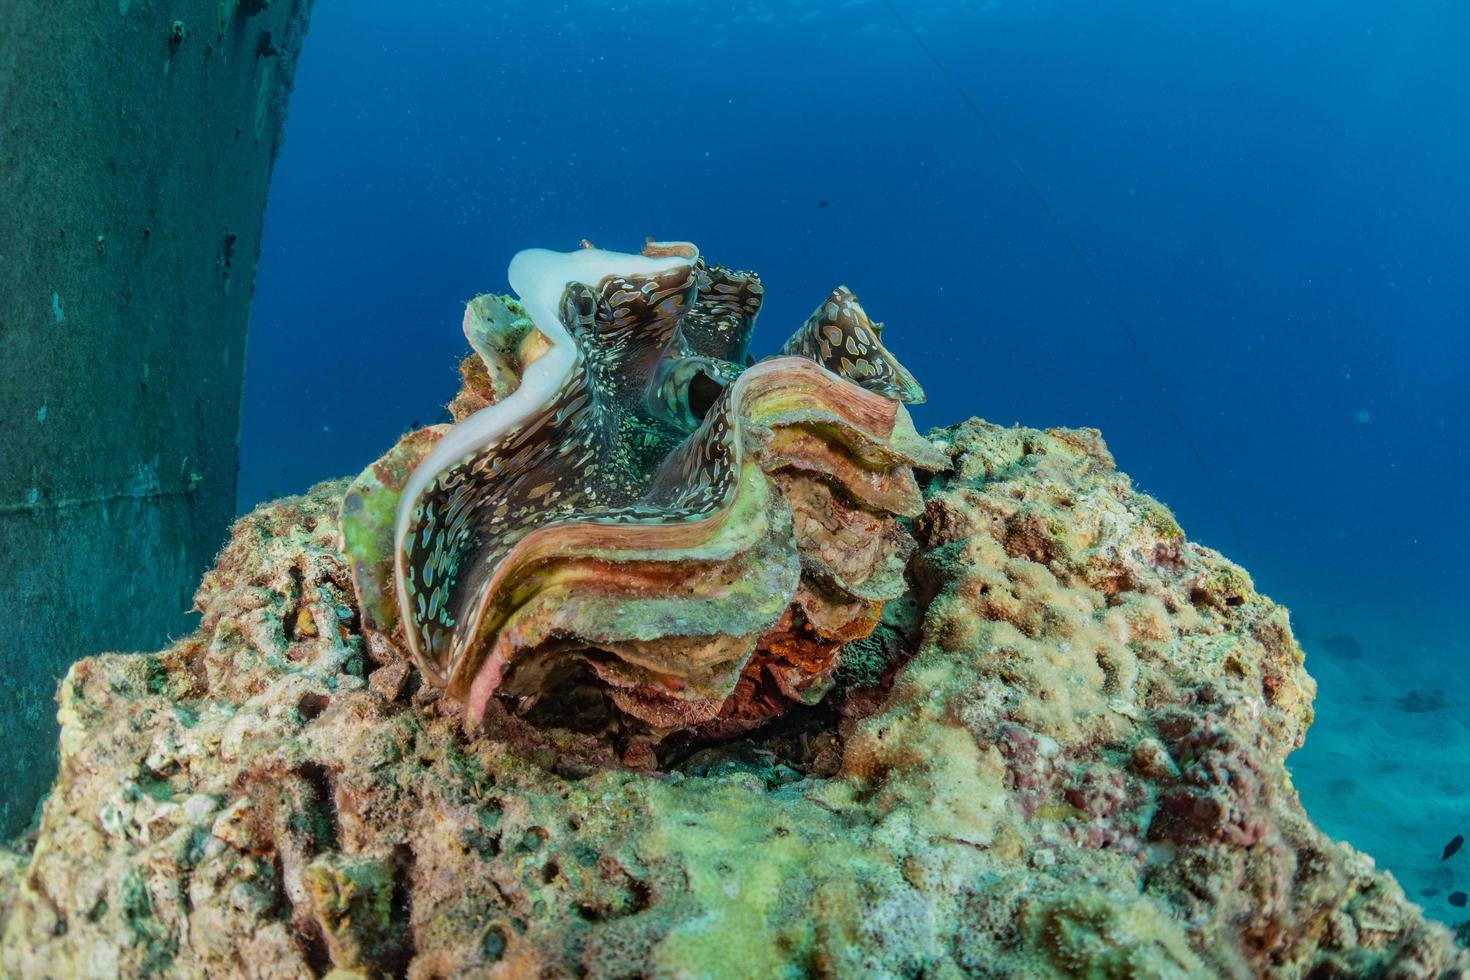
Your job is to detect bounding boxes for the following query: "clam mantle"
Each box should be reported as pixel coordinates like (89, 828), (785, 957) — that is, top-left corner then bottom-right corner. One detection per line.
(340, 240), (945, 740)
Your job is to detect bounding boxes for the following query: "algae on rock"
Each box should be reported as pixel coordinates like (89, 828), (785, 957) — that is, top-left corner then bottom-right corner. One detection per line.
(2, 420), (1465, 978)
(0, 0), (315, 839)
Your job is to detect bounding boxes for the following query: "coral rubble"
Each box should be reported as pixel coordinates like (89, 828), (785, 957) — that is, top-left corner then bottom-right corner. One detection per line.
(3, 418), (1465, 978)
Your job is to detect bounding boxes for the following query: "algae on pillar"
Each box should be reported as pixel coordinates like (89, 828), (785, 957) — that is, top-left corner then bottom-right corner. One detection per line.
(0, 0), (314, 837)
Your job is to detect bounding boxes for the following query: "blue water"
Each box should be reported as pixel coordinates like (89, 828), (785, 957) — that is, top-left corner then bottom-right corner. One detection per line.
(241, 0), (1470, 916)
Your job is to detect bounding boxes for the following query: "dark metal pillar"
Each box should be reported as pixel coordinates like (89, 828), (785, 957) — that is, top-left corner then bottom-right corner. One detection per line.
(0, 0), (314, 836)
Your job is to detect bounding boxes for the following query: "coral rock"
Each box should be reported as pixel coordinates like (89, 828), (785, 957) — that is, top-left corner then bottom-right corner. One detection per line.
(2, 419), (1466, 978)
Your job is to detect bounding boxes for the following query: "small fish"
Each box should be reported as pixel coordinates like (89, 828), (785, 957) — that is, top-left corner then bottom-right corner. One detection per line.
(1444, 834), (1464, 860)
(817, 199), (830, 209)
(1450, 891), (1468, 908)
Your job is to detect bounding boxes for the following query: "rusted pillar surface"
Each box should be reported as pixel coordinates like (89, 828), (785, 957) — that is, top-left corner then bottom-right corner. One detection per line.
(0, 0), (313, 836)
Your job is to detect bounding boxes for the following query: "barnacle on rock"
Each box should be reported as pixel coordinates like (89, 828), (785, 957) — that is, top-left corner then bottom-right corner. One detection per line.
(341, 241), (945, 742)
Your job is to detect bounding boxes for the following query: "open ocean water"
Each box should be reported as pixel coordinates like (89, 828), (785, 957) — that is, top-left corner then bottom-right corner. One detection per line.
(238, 0), (1469, 925)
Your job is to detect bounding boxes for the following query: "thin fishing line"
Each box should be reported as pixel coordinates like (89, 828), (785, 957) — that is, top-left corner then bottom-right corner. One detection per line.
(877, 0), (1249, 557)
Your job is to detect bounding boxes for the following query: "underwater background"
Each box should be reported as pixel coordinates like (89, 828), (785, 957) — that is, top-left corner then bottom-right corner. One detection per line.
(237, 0), (1468, 923)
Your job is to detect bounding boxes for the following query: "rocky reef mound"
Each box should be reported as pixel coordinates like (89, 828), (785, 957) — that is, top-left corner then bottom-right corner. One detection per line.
(2, 420), (1465, 978)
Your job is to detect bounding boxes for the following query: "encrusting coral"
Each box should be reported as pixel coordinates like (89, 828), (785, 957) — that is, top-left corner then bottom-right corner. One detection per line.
(2, 243), (1467, 977)
(340, 241), (944, 750)
(3, 417), (1467, 977)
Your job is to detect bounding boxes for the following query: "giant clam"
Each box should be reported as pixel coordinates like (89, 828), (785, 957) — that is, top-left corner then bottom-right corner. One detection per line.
(341, 241), (945, 743)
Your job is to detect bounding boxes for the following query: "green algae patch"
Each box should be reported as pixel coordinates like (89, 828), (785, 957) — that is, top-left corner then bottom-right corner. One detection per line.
(303, 853), (407, 972)
(638, 777), (895, 977)
(339, 426), (448, 639)
(1135, 494), (1185, 543)
(1023, 886), (1207, 978)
